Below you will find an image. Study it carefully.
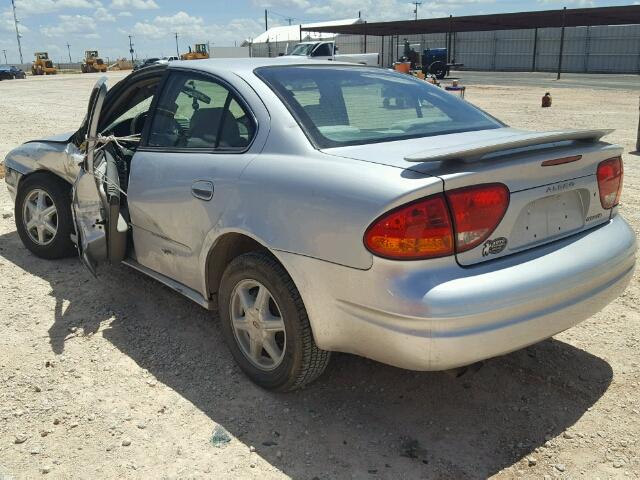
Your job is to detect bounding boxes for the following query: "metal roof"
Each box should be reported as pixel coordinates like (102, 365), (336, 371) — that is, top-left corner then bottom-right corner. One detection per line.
(249, 18), (361, 44)
(301, 5), (640, 36)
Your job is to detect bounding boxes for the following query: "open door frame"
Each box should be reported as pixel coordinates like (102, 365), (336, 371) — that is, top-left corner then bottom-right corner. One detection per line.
(71, 77), (128, 275)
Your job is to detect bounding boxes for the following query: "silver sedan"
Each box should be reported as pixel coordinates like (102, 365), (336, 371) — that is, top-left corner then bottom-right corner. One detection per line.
(3, 58), (636, 390)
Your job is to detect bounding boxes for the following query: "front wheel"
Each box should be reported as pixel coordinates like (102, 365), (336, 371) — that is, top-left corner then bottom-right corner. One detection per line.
(219, 252), (331, 391)
(15, 174), (76, 259)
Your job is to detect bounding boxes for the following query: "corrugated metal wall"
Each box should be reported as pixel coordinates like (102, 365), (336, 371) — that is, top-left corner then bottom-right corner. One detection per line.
(251, 24), (640, 73)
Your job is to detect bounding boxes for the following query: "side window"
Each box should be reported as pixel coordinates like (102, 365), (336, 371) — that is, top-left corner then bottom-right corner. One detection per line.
(312, 43), (333, 57)
(103, 80), (160, 137)
(147, 72), (255, 150)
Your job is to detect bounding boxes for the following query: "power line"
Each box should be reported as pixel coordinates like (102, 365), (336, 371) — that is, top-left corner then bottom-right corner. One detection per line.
(10, 0), (23, 64)
(66, 43), (72, 63)
(266, 9), (311, 25)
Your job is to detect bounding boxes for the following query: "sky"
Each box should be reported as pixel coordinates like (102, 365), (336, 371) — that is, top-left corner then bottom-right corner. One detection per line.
(0, 0), (637, 64)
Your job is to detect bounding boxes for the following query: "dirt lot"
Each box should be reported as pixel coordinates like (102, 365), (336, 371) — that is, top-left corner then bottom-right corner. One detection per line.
(0, 72), (638, 480)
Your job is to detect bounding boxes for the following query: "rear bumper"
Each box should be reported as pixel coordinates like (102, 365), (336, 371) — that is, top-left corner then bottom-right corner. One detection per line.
(277, 215), (636, 370)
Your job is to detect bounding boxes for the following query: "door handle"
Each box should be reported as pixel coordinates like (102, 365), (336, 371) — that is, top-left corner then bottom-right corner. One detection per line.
(191, 180), (214, 201)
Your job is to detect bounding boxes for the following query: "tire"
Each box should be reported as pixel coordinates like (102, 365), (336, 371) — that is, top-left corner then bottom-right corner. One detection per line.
(15, 173), (77, 260)
(429, 61), (447, 80)
(219, 252), (331, 391)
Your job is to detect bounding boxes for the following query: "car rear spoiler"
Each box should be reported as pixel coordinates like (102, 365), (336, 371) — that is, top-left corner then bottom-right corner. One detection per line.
(404, 129), (614, 163)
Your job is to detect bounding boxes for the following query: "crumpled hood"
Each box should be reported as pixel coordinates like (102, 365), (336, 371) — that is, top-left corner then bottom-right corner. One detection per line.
(25, 132), (75, 145)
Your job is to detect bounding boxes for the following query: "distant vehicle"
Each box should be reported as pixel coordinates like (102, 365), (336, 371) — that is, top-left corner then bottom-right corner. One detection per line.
(81, 50), (107, 73)
(3, 59), (635, 391)
(0, 65), (26, 80)
(31, 52), (57, 75)
(132, 58), (161, 71)
(285, 41), (379, 66)
(181, 43), (209, 60)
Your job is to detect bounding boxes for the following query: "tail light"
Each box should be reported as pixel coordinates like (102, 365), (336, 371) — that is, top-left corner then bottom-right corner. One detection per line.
(364, 195), (453, 260)
(446, 183), (510, 253)
(364, 183), (509, 260)
(597, 156), (623, 209)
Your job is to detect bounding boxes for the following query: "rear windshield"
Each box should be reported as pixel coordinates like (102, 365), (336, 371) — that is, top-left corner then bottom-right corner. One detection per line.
(256, 66), (502, 148)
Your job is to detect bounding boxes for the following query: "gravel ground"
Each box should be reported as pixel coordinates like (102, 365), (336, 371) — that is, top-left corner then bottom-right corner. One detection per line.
(0, 72), (638, 480)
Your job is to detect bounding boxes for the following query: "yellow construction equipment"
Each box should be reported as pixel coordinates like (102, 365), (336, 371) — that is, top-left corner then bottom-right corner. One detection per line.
(31, 52), (57, 75)
(180, 43), (209, 60)
(81, 50), (107, 73)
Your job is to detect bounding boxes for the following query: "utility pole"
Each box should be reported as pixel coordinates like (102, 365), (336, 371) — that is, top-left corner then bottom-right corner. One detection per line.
(557, 6), (567, 80)
(636, 96), (640, 153)
(66, 43), (72, 63)
(264, 9), (268, 31)
(128, 35), (135, 63)
(174, 32), (180, 57)
(411, 1), (422, 20)
(11, 0), (23, 64)
(2, 49), (7, 64)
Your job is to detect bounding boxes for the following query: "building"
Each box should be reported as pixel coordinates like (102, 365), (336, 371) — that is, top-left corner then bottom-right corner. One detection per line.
(300, 6), (640, 74)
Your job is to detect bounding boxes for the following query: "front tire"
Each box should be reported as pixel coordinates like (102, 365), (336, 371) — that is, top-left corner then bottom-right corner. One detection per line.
(15, 173), (76, 259)
(219, 252), (331, 391)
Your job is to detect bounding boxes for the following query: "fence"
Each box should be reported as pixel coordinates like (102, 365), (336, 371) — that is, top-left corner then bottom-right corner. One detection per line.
(250, 24), (640, 74)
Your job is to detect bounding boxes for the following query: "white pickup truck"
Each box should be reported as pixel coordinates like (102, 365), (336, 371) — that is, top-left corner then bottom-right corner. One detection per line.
(284, 41), (379, 67)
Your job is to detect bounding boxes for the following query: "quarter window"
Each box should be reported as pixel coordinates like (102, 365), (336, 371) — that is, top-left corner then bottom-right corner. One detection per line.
(148, 72), (255, 150)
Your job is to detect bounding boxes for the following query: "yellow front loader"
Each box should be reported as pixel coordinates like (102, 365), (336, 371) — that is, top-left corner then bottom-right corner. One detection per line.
(81, 50), (107, 73)
(31, 52), (57, 75)
(180, 43), (209, 60)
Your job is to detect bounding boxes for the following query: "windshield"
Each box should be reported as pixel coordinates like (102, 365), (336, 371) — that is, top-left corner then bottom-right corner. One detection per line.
(289, 44), (315, 56)
(256, 66), (503, 148)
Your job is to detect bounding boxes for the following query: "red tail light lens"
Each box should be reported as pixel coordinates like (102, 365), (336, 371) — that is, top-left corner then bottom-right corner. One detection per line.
(364, 194), (454, 260)
(445, 183), (510, 253)
(597, 156), (623, 209)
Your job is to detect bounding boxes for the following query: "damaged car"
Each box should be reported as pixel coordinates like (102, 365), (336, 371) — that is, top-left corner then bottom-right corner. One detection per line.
(3, 59), (636, 391)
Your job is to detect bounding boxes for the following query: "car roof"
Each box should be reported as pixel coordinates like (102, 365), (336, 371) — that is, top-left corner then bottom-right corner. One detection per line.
(167, 57), (360, 76)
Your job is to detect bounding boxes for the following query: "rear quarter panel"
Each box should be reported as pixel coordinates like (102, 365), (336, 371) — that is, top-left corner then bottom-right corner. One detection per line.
(217, 149), (443, 270)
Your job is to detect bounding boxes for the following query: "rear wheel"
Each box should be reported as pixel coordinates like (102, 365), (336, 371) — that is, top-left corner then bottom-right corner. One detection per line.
(15, 174), (76, 259)
(219, 252), (331, 391)
(429, 61), (447, 79)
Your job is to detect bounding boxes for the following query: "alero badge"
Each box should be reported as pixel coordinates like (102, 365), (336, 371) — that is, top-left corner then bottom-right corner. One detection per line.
(482, 237), (508, 257)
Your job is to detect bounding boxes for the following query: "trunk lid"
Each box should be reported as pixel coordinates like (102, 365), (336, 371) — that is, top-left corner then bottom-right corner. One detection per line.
(323, 127), (622, 265)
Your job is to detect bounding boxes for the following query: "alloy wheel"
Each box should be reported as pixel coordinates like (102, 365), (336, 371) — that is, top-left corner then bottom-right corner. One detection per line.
(22, 189), (58, 246)
(230, 279), (286, 371)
